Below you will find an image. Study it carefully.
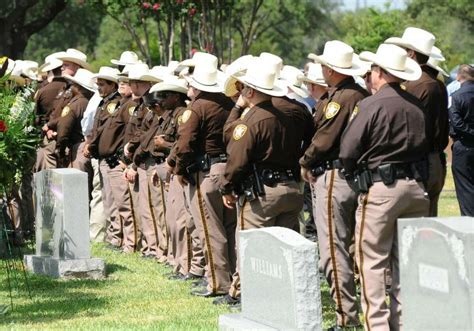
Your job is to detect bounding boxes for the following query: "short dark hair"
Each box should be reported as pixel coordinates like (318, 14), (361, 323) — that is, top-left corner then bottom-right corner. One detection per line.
(458, 64), (474, 80)
(413, 51), (429, 65)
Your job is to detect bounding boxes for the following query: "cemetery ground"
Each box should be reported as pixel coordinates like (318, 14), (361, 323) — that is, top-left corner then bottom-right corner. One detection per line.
(0, 171), (460, 330)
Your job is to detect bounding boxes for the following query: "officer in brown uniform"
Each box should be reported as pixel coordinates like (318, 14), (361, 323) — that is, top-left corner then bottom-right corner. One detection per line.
(300, 41), (369, 328)
(122, 64), (162, 257)
(174, 54), (236, 297)
(216, 57), (304, 305)
(340, 44), (430, 331)
(385, 27), (448, 216)
(87, 67), (139, 252)
(37, 49), (91, 171)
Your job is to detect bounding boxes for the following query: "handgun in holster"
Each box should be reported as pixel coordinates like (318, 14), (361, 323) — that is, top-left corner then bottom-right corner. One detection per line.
(354, 161), (373, 194)
(184, 163), (198, 186)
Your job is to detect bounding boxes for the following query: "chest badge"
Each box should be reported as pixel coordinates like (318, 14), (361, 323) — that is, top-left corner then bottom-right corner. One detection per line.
(182, 109), (192, 124)
(128, 106), (136, 116)
(61, 106), (71, 117)
(107, 102), (118, 114)
(240, 107), (251, 120)
(233, 124), (248, 141)
(349, 105), (359, 122)
(325, 102), (340, 119)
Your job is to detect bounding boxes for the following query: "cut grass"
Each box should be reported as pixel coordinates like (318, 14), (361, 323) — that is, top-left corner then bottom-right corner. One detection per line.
(0, 169), (461, 330)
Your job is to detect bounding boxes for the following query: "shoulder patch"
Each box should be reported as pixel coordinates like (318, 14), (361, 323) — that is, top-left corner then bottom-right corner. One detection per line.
(349, 105), (359, 122)
(128, 106), (136, 116)
(233, 124), (248, 141)
(400, 84), (406, 90)
(182, 109), (192, 123)
(240, 107), (251, 120)
(325, 102), (340, 119)
(177, 115), (183, 125)
(61, 106), (71, 117)
(34, 90), (39, 100)
(107, 102), (118, 114)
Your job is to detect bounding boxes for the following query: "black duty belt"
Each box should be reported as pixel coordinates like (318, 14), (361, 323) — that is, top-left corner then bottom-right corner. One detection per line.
(259, 168), (297, 186)
(311, 159), (343, 177)
(209, 154), (227, 165)
(370, 163), (416, 184)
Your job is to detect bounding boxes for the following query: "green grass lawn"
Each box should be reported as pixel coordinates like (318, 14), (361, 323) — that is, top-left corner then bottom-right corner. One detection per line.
(0, 170), (461, 330)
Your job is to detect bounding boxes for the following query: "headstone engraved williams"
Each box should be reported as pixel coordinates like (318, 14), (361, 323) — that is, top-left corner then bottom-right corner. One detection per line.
(398, 217), (474, 331)
(219, 227), (322, 331)
(24, 169), (105, 279)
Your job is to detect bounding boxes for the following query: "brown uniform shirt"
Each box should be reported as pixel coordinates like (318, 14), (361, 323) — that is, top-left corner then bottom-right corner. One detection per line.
(56, 93), (90, 153)
(300, 77), (369, 168)
(124, 98), (147, 152)
(403, 65), (449, 153)
(89, 95), (134, 158)
(47, 85), (74, 130)
(339, 83), (428, 174)
(175, 91), (234, 175)
(221, 100), (299, 192)
(167, 106), (188, 168)
(34, 77), (67, 126)
(89, 91), (121, 143)
(133, 113), (161, 166)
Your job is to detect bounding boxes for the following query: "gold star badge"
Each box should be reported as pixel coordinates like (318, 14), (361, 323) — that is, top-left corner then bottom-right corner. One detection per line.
(107, 102), (118, 114)
(233, 124), (248, 141)
(128, 106), (136, 116)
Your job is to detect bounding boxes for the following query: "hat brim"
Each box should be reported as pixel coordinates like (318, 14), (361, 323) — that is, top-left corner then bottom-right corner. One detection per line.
(223, 74), (243, 97)
(40, 60), (63, 73)
(57, 56), (91, 70)
(235, 75), (286, 97)
(287, 84), (309, 98)
(129, 75), (162, 83)
(64, 74), (96, 92)
(188, 76), (223, 93)
(298, 74), (328, 87)
(150, 82), (188, 94)
(94, 75), (118, 83)
(427, 63), (449, 77)
(361, 51), (422, 81)
(308, 53), (367, 76)
(384, 37), (441, 59)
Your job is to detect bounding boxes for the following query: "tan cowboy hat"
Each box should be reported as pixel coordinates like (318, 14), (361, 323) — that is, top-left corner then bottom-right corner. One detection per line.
(279, 65), (309, 98)
(110, 51), (141, 66)
(222, 55), (255, 97)
(360, 44), (421, 81)
(179, 52), (218, 68)
(7, 60), (26, 86)
(94, 66), (120, 83)
(308, 40), (366, 76)
(357, 52), (373, 74)
(259, 52), (283, 79)
(64, 68), (96, 92)
(298, 62), (328, 87)
(235, 57), (286, 97)
(150, 75), (188, 94)
(39, 51), (66, 73)
(128, 63), (161, 83)
(188, 55), (224, 93)
(20, 60), (39, 80)
(56, 48), (91, 70)
(385, 27), (441, 59)
(427, 46), (448, 77)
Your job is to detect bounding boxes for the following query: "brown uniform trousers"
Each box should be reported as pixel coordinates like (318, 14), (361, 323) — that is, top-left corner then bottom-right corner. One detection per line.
(89, 158), (107, 242)
(99, 160), (138, 251)
(228, 181), (303, 298)
(35, 138), (57, 171)
(426, 152), (446, 216)
(356, 180), (429, 331)
(185, 162), (237, 294)
(315, 169), (360, 326)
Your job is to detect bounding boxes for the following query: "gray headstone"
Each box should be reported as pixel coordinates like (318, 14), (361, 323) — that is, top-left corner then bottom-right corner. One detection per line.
(398, 217), (474, 331)
(25, 169), (105, 279)
(220, 227), (322, 331)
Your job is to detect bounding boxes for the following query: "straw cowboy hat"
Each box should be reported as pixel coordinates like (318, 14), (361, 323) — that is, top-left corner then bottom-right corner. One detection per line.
(385, 27), (442, 59)
(359, 44), (422, 81)
(280, 65), (309, 98)
(94, 66), (120, 83)
(20, 60), (39, 80)
(179, 52), (218, 68)
(39, 51), (66, 73)
(308, 40), (366, 76)
(259, 52), (283, 79)
(128, 63), (161, 83)
(222, 55), (255, 97)
(64, 68), (96, 92)
(110, 51), (141, 66)
(234, 57), (286, 97)
(149, 75), (188, 94)
(8, 60), (26, 85)
(188, 54), (224, 93)
(427, 46), (448, 77)
(299, 63), (328, 87)
(56, 48), (91, 70)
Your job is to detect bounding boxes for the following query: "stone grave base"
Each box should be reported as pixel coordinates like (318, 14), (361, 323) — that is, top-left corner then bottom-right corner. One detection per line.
(219, 314), (277, 331)
(24, 255), (106, 279)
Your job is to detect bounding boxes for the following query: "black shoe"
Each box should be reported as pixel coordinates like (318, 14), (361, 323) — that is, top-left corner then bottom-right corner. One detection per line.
(212, 294), (240, 305)
(191, 278), (208, 288)
(141, 254), (156, 259)
(190, 288), (224, 298)
(105, 244), (122, 252)
(327, 325), (362, 331)
(182, 273), (203, 281)
(168, 273), (186, 280)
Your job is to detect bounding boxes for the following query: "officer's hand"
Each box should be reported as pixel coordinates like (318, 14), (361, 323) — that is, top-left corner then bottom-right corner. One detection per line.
(154, 134), (166, 148)
(177, 175), (188, 187)
(165, 160), (174, 174)
(83, 144), (90, 158)
(42, 124), (49, 132)
(46, 130), (56, 139)
(124, 143), (132, 159)
(301, 167), (316, 183)
(125, 168), (137, 183)
(222, 194), (237, 209)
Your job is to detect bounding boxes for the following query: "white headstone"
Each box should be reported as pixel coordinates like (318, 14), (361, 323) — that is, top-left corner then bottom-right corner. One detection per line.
(219, 227), (322, 331)
(398, 217), (474, 330)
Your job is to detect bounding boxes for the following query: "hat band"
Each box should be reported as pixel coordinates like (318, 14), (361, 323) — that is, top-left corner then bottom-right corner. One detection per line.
(245, 80), (274, 91)
(192, 77), (217, 87)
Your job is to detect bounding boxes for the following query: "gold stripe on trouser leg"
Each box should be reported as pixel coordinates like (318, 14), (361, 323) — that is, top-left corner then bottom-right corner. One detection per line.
(127, 185), (138, 249)
(186, 228), (192, 273)
(327, 169), (344, 325)
(358, 191), (371, 331)
(147, 182), (160, 249)
(195, 171), (217, 294)
(159, 177), (168, 252)
(230, 198), (247, 298)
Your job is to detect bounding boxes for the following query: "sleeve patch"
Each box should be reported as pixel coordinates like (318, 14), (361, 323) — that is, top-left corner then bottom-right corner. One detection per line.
(61, 106), (71, 117)
(182, 109), (192, 123)
(128, 106), (136, 116)
(232, 124), (248, 141)
(325, 102), (340, 119)
(107, 102), (118, 114)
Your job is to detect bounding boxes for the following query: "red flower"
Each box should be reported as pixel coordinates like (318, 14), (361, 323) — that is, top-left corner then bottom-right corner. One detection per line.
(152, 3), (160, 10)
(142, 2), (151, 9)
(0, 120), (7, 133)
(188, 7), (196, 17)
